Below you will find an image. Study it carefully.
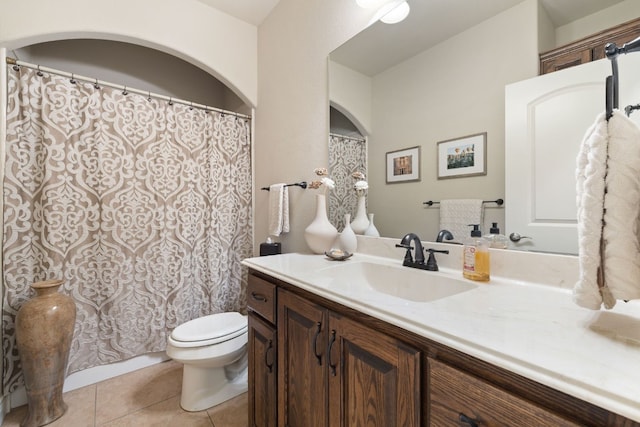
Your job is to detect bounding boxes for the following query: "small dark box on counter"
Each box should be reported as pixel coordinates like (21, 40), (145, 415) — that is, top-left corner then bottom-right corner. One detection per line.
(260, 241), (281, 256)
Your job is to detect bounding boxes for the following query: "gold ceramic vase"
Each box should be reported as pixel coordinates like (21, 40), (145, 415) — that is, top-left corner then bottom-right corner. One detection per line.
(16, 279), (76, 427)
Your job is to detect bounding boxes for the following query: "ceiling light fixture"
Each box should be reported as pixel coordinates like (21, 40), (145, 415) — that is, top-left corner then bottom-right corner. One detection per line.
(379, 0), (410, 24)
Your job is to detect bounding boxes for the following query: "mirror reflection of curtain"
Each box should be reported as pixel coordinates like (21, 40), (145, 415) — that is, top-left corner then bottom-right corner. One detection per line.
(2, 65), (252, 394)
(328, 133), (367, 230)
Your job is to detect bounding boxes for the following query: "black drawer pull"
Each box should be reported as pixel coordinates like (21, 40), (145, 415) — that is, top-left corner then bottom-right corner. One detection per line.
(251, 291), (267, 302)
(328, 330), (337, 376)
(312, 322), (322, 366)
(265, 339), (274, 373)
(459, 413), (479, 427)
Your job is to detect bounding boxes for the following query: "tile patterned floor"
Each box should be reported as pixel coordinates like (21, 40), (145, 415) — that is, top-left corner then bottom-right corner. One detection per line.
(1, 360), (247, 427)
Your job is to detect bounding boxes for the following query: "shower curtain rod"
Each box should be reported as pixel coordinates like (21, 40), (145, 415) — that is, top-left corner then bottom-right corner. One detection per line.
(5, 57), (251, 120)
(329, 132), (366, 141)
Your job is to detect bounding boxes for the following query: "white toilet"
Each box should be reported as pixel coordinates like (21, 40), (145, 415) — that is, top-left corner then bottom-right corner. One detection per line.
(166, 311), (248, 412)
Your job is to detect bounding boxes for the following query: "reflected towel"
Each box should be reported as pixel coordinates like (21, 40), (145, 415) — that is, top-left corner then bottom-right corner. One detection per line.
(574, 111), (640, 310)
(439, 199), (484, 242)
(268, 183), (289, 236)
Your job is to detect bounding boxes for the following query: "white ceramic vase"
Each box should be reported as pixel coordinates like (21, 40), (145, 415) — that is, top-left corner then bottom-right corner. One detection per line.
(350, 194), (369, 235)
(364, 213), (380, 237)
(337, 214), (358, 254)
(304, 194), (338, 254)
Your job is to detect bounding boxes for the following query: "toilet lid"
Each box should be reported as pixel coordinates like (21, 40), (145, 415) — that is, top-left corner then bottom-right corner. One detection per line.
(171, 312), (247, 343)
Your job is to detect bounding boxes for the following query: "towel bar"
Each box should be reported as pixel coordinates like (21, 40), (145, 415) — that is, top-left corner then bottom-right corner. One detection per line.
(423, 198), (504, 207)
(261, 181), (307, 191)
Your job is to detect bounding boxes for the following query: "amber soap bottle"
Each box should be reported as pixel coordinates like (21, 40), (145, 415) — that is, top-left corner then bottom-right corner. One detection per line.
(462, 224), (490, 282)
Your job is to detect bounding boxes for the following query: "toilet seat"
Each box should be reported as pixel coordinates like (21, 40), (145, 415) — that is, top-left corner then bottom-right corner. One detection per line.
(170, 312), (247, 348)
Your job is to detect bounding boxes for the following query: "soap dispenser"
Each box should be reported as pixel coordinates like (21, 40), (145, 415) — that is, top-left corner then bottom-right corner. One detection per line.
(485, 222), (508, 249)
(462, 224), (490, 282)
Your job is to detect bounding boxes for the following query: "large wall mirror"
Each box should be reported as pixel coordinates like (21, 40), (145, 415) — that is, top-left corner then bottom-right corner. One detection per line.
(329, 0), (640, 254)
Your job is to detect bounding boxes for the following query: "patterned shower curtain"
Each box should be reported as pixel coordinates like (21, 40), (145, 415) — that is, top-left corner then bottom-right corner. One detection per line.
(328, 133), (367, 230)
(2, 65), (253, 393)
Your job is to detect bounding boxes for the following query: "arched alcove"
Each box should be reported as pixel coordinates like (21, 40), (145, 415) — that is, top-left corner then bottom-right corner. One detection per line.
(14, 39), (250, 115)
(0, 0), (257, 107)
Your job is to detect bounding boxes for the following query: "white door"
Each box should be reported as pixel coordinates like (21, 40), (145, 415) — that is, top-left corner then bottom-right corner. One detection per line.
(505, 54), (640, 254)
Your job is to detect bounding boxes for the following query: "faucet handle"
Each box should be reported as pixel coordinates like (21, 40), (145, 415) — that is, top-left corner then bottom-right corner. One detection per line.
(424, 248), (450, 271)
(395, 243), (414, 263)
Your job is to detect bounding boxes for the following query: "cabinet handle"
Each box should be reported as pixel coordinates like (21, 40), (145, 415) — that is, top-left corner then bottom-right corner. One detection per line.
(251, 291), (267, 302)
(265, 339), (274, 373)
(459, 413), (479, 427)
(312, 322), (322, 365)
(328, 329), (337, 376)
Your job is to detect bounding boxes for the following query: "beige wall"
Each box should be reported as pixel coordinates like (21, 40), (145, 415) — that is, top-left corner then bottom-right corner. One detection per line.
(555, 0), (640, 47)
(361, 1), (539, 242)
(329, 61), (373, 136)
(255, 0), (374, 253)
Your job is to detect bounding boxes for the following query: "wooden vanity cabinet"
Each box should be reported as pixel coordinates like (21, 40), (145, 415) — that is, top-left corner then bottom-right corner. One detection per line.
(277, 288), (421, 427)
(248, 270), (639, 427)
(247, 275), (277, 427)
(277, 288), (328, 427)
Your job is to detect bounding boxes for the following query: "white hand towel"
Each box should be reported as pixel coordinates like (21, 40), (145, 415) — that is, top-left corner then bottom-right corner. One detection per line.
(268, 183), (289, 236)
(574, 111), (640, 310)
(574, 112), (611, 309)
(439, 199), (484, 242)
(602, 111), (640, 304)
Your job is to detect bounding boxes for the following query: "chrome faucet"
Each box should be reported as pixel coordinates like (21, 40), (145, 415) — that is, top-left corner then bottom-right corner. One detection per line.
(436, 229), (454, 243)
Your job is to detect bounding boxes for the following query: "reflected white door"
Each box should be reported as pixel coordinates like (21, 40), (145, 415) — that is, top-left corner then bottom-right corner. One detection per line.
(505, 54), (640, 254)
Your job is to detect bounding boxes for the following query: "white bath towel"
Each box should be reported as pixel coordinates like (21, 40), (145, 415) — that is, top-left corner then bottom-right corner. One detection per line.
(574, 111), (640, 310)
(268, 183), (289, 236)
(439, 199), (484, 242)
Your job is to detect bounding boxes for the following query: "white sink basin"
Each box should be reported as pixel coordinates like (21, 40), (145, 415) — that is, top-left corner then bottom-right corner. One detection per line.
(314, 261), (476, 302)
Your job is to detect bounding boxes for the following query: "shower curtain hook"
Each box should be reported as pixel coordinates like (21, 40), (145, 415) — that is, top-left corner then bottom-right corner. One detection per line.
(122, 86), (128, 96)
(147, 92), (152, 102)
(36, 65), (43, 77)
(168, 97), (173, 106)
(189, 102), (194, 111)
(70, 73), (77, 84)
(94, 79), (100, 90)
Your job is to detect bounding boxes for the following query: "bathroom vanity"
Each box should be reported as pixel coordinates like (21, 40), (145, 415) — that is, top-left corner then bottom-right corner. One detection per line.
(243, 238), (640, 426)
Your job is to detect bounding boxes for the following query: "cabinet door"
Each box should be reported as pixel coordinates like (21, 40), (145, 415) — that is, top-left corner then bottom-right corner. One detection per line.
(248, 312), (277, 427)
(328, 313), (421, 427)
(278, 289), (328, 427)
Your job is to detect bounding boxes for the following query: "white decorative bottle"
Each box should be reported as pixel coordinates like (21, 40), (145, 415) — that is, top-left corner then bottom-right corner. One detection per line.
(337, 214), (358, 254)
(304, 194), (338, 254)
(350, 194), (369, 234)
(364, 213), (380, 237)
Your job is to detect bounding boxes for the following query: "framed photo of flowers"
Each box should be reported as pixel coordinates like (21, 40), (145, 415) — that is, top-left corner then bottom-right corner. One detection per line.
(386, 146), (421, 183)
(437, 132), (487, 179)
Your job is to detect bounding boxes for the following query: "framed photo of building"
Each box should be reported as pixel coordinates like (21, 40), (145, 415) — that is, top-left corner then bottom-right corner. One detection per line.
(437, 132), (487, 179)
(386, 146), (420, 183)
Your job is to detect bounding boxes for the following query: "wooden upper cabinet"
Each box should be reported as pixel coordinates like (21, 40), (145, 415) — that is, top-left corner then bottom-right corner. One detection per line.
(327, 313), (421, 427)
(540, 17), (640, 75)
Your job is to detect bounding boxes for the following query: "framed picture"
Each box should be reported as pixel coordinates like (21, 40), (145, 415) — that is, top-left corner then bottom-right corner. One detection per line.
(437, 132), (487, 179)
(386, 146), (421, 183)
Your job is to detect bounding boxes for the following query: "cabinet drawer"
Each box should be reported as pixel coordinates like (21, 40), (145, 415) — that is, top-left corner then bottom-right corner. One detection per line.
(247, 274), (276, 323)
(428, 358), (579, 426)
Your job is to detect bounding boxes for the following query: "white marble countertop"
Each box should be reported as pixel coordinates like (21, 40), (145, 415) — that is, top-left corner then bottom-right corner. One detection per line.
(242, 241), (640, 422)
